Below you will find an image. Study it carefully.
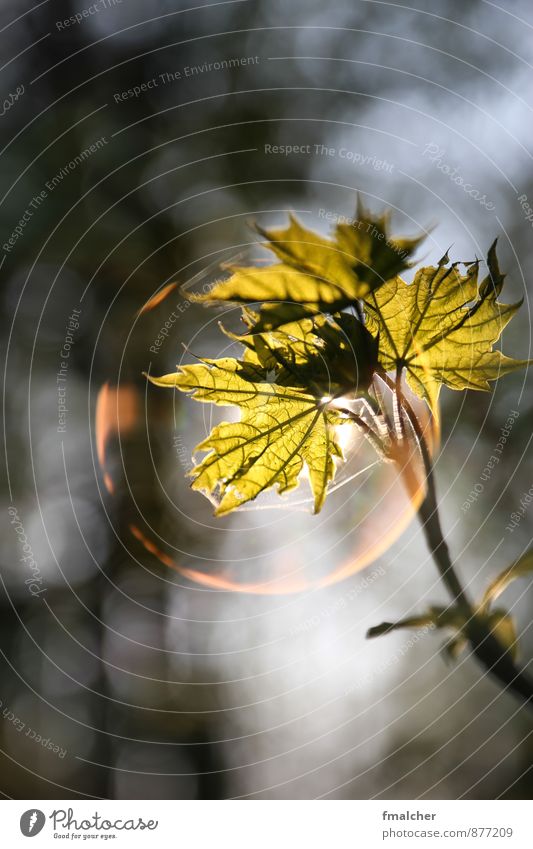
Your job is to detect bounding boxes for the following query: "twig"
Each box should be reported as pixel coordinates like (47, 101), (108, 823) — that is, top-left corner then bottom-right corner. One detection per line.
(384, 372), (533, 709)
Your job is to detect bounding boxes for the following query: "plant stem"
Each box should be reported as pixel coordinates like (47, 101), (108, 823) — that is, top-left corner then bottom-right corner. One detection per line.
(417, 452), (533, 708)
(385, 376), (533, 709)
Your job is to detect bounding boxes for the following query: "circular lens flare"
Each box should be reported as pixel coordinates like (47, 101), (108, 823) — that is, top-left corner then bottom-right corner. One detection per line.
(97, 375), (438, 595)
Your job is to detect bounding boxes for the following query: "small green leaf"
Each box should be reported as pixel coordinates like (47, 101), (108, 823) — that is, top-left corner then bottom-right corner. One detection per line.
(367, 606), (452, 638)
(368, 604), (518, 662)
(367, 614), (438, 639)
(486, 609), (518, 661)
(443, 633), (469, 661)
(444, 610), (517, 661)
(479, 550), (533, 613)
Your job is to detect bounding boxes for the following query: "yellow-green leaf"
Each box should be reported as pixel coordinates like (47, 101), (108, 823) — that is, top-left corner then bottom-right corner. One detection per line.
(479, 550), (533, 613)
(191, 203), (424, 331)
(485, 609), (519, 661)
(364, 242), (528, 411)
(223, 312), (378, 399)
(367, 605), (461, 639)
(146, 352), (351, 515)
(256, 213), (359, 295)
(443, 610), (518, 661)
(334, 202), (425, 289)
(368, 604), (518, 661)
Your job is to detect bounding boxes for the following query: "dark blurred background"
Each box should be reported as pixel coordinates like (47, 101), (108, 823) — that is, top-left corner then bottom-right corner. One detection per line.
(1, 0), (532, 799)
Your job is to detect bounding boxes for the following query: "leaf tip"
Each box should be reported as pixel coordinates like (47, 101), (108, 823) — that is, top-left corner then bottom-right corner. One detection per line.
(366, 622), (394, 639)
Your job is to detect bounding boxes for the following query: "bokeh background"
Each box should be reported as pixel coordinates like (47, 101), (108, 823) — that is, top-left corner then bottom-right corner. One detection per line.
(1, 0), (532, 799)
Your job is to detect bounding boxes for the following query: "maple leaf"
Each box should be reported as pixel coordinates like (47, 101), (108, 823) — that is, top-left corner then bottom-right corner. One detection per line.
(147, 359), (346, 515)
(364, 241), (528, 411)
(191, 201), (424, 332)
(145, 317), (376, 514)
(147, 201), (530, 522)
(225, 311), (378, 399)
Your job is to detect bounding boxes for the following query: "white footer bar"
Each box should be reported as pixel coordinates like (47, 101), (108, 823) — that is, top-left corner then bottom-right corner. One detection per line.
(2, 799), (530, 848)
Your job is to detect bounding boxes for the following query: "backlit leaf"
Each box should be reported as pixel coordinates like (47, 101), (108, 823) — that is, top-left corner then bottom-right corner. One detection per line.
(364, 241), (528, 411)
(145, 317), (376, 514)
(224, 311), (378, 399)
(334, 202), (425, 289)
(192, 203), (424, 331)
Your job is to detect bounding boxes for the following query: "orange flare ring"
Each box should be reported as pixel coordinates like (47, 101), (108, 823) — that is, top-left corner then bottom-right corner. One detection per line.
(99, 371), (439, 594)
(127, 464), (427, 595)
(95, 382), (140, 494)
(136, 282), (178, 316)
